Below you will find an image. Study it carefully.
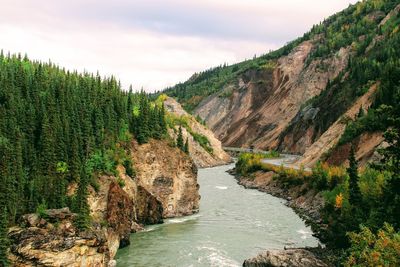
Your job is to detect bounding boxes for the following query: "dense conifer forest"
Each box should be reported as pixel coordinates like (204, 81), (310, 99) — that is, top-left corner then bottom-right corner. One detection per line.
(0, 52), (168, 265)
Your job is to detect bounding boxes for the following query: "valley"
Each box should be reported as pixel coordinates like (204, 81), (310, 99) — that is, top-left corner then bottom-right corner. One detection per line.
(1, 0), (400, 266)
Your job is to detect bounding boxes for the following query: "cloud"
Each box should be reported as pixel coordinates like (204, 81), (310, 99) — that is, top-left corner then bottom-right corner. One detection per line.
(0, 0), (358, 91)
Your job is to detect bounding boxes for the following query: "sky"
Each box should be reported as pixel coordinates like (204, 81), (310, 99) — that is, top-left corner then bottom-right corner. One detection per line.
(0, 0), (358, 92)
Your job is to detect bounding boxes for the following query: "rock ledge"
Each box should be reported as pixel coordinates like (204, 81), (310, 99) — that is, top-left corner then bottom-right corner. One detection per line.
(243, 249), (328, 267)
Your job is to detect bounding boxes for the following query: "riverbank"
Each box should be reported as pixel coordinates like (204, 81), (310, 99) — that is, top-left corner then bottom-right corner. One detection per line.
(229, 167), (337, 266)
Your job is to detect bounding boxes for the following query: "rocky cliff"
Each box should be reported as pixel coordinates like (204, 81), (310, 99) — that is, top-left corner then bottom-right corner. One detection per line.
(8, 139), (200, 266)
(131, 139), (200, 218)
(194, 42), (349, 152)
(164, 97), (231, 168)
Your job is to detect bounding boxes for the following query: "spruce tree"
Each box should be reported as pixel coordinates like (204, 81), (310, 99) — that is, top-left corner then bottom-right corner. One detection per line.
(137, 93), (150, 144)
(0, 207), (9, 267)
(184, 138), (189, 154)
(74, 172), (91, 230)
(176, 126), (184, 150)
(347, 144), (361, 205)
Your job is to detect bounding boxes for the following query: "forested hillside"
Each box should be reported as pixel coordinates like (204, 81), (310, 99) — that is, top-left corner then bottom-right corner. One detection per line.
(164, 0), (400, 168)
(0, 52), (168, 266)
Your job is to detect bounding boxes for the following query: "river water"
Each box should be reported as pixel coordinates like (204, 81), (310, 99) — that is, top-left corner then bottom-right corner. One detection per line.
(116, 164), (319, 267)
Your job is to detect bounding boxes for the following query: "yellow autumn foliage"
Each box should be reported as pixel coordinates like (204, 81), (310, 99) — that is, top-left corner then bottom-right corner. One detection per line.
(335, 193), (344, 209)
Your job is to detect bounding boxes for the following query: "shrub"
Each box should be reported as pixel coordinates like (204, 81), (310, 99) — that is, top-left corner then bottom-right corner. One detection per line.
(191, 132), (213, 154)
(345, 223), (400, 267)
(123, 159), (136, 178)
(311, 162), (348, 190)
(85, 149), (117, 176)
(117, 177), (126, 188)
(36, 202), (48, 219)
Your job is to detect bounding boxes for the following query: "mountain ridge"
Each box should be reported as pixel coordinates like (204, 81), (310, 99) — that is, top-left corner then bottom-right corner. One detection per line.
(164, 0), (400, 167)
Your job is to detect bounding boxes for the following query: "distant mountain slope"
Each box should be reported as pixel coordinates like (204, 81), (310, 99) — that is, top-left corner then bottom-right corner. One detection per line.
(164, 0), (400, 167)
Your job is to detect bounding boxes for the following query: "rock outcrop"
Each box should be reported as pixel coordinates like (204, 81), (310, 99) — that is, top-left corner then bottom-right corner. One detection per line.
(135, 185), (163, 225)
(164, 97), (231, 168)
(131, 139), (200, 218)
(243, 249), (328, 267)
(8, 208), (112, 267)
(106, 182), (134, 248)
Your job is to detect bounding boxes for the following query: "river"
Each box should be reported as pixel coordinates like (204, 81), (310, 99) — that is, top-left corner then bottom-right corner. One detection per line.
(115, 164), (319, 267)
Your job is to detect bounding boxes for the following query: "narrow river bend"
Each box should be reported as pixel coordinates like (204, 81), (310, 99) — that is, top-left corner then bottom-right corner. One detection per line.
(116, 164), (319, 267)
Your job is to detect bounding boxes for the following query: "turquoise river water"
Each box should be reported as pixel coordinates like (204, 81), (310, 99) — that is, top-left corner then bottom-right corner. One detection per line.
(116, 164), (319, 267)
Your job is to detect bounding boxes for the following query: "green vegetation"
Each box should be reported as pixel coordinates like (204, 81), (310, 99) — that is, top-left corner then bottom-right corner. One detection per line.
(0, 207), (9, 267)
(35, 203), (49, 219)
(191, 132), (213, 154)
(184, 138), (189, 154)
(235, 152), (281, 176)
(123, 159), (135, 178)
(166, 111), (213, 154)
(176, 126), (184, 150)
(345, 223), (400, 267)
(0, 52), (167, 242)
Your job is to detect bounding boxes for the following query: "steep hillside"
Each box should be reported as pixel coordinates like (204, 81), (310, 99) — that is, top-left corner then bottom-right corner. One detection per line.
(163, 97), (231, 168)
(164, 0), (400, 167)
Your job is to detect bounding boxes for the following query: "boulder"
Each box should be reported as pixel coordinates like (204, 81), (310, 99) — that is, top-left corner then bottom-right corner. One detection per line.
(135, 185), (163, 225)
(21, 213), (40, 227)
(243, 249), (328, 267)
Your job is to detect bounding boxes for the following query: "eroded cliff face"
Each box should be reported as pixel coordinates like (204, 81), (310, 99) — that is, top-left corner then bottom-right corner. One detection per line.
(293, 83), (383, 168)
(9, 139), (200, 266)
(131, 139), (200, 218)
(164, 97), (231, 168)
(194, 40), (350, 152)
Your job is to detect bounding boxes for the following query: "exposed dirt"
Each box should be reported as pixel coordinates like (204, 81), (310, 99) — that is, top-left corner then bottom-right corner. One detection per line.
(296, 83), (380, 168)
(131, 139), (200, 218)
(194, 40), (350, 153)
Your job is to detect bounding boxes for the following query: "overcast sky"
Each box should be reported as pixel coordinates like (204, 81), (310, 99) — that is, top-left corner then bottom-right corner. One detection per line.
(0, 0), (358, 91)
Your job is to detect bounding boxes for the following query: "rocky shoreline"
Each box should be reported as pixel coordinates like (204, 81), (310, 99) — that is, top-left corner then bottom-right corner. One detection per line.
(228, 168), (333, 267)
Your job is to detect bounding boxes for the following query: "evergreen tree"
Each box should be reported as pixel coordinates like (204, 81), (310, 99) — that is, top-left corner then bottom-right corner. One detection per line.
(159, 105), (167, 135)
(348, 144), (361, 205)
(176, 126), (184, 150)
(184, 138), (189, 154)
(357, 106), (365, 118)
(379, 102), (400, 228)
(0, 207), (9, 267)
(74, 172), (91, 230)
(136, 93), (150, 144)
